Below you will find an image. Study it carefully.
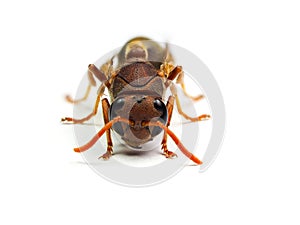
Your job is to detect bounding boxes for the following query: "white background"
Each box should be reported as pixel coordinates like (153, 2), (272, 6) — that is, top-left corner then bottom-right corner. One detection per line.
(1, 0), (299, 224)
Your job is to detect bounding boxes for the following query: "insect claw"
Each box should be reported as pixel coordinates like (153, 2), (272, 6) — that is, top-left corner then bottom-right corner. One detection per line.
(163, 150), (178, 159)
(98, 151), (112, 160)
(98, 146), (113, 160)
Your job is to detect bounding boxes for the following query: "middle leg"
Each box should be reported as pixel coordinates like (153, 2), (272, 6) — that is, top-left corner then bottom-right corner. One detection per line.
(164, 64), (204, 101)
(170, 83), (210, 122)
(61, 83), (106, 123)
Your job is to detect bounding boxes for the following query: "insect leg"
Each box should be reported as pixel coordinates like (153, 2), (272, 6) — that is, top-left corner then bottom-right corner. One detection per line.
(61, 84), (105, 123)
(163, 42), (174, 64)
(166, 65), (204, 101)
(65, 64), (107, 104)
(170, 83), (210, 122)
(161, 96), (177, 158)
(98, 98), (113, 160)
(176, 71), (204, 101)
(65, 83), (92, 104)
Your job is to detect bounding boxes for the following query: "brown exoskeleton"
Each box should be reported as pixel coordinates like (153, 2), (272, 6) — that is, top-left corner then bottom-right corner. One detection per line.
(62, 37), (210, 164)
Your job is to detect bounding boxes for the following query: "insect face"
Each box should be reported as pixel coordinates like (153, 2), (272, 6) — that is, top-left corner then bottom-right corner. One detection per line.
(109, 95), (168, 148)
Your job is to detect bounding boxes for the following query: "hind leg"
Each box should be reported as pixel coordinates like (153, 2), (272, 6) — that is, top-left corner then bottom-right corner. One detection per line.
(65, 64), (107, 104)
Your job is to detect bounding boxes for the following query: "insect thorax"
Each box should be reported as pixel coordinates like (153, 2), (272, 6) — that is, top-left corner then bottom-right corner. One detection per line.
(110, 62), (165, 100)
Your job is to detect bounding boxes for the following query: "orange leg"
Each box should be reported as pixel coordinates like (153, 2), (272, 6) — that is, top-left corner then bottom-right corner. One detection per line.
(65, 64), (107, 104)
(98, 98), (113, 160)
(61, 84), (105, 123)
(165, 65), (204, 101)
(74, 117), (202, 165)
(170, 83), (210, 122)
(65, 84), (92, 104)
(161, 96), (177, 158)
(176, 70), (204, 101)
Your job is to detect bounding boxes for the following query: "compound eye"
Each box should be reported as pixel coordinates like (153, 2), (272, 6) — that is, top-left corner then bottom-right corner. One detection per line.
(153, 99), (168, 124)
(109, 97), (125, 136)
(151, 99), (168, 137)
(109, 98), (125, 119)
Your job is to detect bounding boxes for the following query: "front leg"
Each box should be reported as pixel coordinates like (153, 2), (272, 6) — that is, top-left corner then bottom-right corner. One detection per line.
(98, 98), (113, 160)
(161, 95), (177, 158)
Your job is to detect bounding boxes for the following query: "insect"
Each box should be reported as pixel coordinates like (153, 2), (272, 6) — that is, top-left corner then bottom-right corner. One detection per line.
(62, 37), (210, 165)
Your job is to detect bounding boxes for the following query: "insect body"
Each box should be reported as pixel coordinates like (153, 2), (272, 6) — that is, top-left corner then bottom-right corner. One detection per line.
(62, 37), (210, 164)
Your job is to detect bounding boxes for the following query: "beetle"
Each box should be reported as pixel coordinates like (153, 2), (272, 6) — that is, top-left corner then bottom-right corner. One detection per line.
(62, 37), (210, 164)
